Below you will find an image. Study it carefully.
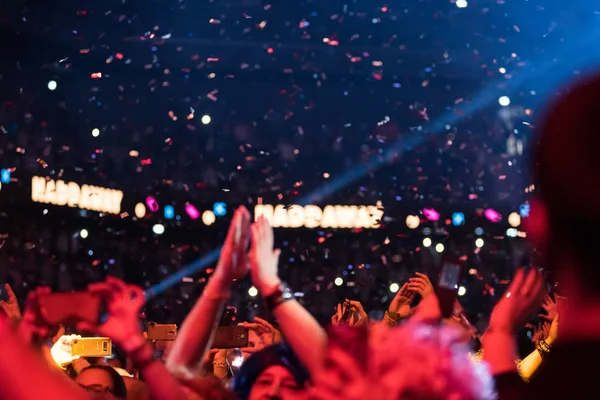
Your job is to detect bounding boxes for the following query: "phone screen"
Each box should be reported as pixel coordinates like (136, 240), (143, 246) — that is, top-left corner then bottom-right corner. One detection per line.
(439, 262), (461, 289)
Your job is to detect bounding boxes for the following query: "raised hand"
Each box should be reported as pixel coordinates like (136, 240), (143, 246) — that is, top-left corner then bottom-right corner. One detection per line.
(538, 294), (558, 322)
(249, 215), (282, 295)
(388, 283), (415, 318)
(77, 277), (145, 351)
(407, 272), (435, 298)
(211, 206), (251, 292)
(0, 284), (22, 322)
(488, 268), (546, 333)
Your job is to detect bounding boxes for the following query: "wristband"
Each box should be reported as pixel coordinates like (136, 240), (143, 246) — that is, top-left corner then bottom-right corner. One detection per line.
(264, 282), (294, 312)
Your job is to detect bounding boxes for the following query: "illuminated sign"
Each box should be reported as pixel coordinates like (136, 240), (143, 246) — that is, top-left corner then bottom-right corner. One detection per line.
(31, 176), (123, 215)
(254, 204), (384, 229)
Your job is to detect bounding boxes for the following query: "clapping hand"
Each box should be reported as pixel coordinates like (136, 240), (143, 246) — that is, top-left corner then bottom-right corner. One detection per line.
(211, 206), (251, 292)
(538, 294), (558, 322)
(388, 283), (415, 318)
(249, 216), (282, 295)
(488, 268), (546, 333)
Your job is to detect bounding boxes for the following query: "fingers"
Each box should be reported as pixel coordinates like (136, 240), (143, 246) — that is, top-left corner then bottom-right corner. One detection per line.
(4, 284), (18, 305)
(505, 268), (525, 297)
(538, 313), (553, 321)
(254, 317), (275, 331)
(397, 282), (408, 296)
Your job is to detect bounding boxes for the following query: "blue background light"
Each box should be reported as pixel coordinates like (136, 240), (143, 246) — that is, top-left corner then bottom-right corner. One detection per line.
(164, 205), (175, 220)
(519, 203), (530, 218)
(452, 212), (465, 226)
(0, 169), (10, 184)
(213, 202), (227, 217)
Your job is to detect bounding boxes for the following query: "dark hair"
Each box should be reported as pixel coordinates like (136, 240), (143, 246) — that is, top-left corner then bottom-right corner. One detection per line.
(232, 343), (309, 400)
(535, 73), (600, 293)
(80, 365), (127, 399)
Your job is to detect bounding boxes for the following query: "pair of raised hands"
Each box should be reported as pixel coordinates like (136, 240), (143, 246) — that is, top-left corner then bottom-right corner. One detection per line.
(211, 206), (281, 295)
(388, 272), (436, 318)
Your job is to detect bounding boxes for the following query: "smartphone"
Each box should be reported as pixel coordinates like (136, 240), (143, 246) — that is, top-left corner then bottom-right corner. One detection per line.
(219, 308), (236, 327)
(341, 301), (353, 322)
(211, 326), (249, 349)
(37, 292), (101, 326)
(437, 258), (463, 318)
(71, 337), (112, 358)
(147, 323), (177, 341)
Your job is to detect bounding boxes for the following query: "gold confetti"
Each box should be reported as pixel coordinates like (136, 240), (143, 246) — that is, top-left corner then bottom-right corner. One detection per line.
(36, 158), (48, 168)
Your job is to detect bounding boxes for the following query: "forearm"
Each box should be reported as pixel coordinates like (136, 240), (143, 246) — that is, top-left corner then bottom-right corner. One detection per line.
(137, 349), (188, 400)
(166, 279), (227, 370)
(272, 299), (327, 377)
(0, 331), (85, 400)
(517, 349), (542, 381)
(482, 330), (519, 375)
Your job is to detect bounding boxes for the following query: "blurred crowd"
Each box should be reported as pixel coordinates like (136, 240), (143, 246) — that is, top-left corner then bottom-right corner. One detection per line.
(2, 1), (600, 400)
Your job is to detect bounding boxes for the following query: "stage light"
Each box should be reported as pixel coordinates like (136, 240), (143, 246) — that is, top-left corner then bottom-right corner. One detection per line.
(458, 286), (467, 296)
(92, 128), (100, 137)
(0, 169), (10, 184)
(499, 96), (511, 106)
(435, 243), (445, 253)
(519, 203), (530, 218)
(202, 210), (216, 226)
(456, 0), (468, 8)
(152, 224), (165, 235)
(390, 282), (400, 293)
(508, 212), (521, 227)
(185, 204), (200, 220)
(213, 202), (227, 217)
(334, 277), (344, 286)
(423, 237), (432, 248)
(248, 286), (258, 297)
(475, 238), (484, 248)
(146, 196), (159, 212)
(48, 80), (57, 91)
(201, 115), (211, 125)
(423, 208), (440, 221)
(452, 212), (465, 226)
(164, 205), (175, 220)
(134, 203), (146, 218)
(406, 215), (420, 229)
(484, 208), (502, 223)
(506, 228), (518, 237)
(80, 229), (89, 239)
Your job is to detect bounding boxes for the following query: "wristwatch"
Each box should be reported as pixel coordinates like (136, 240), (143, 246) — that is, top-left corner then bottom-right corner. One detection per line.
(264, 282), (294, 312)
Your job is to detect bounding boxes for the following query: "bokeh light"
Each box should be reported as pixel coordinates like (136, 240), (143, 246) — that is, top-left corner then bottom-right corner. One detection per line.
(435, 243), (445, 253)
(498, 96), (511, 106)
(389, 282), (400, 293)
(334, 277), (344, 286)
(47, 80), (57, 91)
(80, 229), (89, 239)
(423, 237), (432, 248)
(201, 115), (211, 124)
(248, 286), (258, 297)
(152, 224), (165, 235)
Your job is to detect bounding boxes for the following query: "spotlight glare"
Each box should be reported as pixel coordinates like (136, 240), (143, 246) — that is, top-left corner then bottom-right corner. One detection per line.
(435, 243), (445, 253)
(134, 203), (147, 219)
(202, 210), (216, 226)
(389, 282), (400, 293)
(201, 115), (211, 125)
(498, 96), (511, 106)
(80, 229), (89, 239)
(248, 286), (258, 297)
(152, 224), (165, 235)
(406, 215), (420, 229)
(423, 237), (432, 248)
(456, 0), (468, 8)
(334, 277), (344, 287)
(458, 286), (467, 296)
(508, 212), (521, 227)
(48, 80), (57, 91)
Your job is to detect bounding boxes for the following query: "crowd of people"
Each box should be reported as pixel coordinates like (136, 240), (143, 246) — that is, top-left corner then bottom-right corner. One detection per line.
(1, 68), (600, 399)
(2, 1), (600, 399)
